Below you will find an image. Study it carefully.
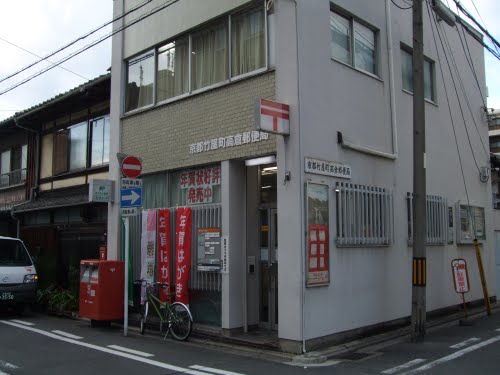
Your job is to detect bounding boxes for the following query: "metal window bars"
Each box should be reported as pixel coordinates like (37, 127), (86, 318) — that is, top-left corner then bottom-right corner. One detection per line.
(406, 193), (447, 246)
(335, 182), (393, 246)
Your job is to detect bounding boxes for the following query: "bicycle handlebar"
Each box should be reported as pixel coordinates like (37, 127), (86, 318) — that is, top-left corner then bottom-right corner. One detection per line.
(134, 279), (169, 289)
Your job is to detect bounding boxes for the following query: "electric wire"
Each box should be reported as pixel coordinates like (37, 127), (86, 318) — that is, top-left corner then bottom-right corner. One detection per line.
(391, 0), (413, 10)
(426, 1), (476, 234)
(0, 37), (89, 81)
(431, 9), (482, 172)
(0, 0), (180, 96)
(0, 0), (152, 85)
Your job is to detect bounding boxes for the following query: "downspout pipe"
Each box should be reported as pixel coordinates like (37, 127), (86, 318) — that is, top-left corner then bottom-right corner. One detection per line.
(385, 0), (399, 156)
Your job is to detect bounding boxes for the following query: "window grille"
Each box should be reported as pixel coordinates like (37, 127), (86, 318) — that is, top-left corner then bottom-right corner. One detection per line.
(336, 182), (393, 246)
(406, 193), (447, 245)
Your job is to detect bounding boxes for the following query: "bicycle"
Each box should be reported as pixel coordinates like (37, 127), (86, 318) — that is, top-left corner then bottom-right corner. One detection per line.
(134, 279), (193, 341)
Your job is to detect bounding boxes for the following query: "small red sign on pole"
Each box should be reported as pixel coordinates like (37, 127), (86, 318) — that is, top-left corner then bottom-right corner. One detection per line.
(451, 258), (470, 293)
(121, 156), (142, 178)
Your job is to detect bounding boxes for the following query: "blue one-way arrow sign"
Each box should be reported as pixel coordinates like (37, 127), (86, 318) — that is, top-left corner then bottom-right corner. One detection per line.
(120, 187), (142, 208)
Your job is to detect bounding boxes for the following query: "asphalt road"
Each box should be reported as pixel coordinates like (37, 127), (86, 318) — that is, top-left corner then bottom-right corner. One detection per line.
(0, 309), (499, 374)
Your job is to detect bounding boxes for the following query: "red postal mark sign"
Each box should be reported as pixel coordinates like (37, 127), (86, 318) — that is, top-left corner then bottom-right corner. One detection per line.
(121, 156), (142, 178)
(258, 99), (290, 135)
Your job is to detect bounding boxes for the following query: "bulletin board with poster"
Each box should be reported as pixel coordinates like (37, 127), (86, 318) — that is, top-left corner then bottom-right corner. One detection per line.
(197, 228), (222, 272)
(306, 182), (330, 287)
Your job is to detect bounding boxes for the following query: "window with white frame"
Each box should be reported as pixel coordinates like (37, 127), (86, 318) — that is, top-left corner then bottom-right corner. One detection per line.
(124, 4), (267, 113)
(336, 182), (392, 246)
(330, 7), (377, 75)
(0, 145), (27, 187)
(406, 193), (447, 245)
(125, 51), (155, 112)
(401, 47), (435, 102)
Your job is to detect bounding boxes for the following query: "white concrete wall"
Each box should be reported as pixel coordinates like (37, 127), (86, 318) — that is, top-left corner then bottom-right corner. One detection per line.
(274, 0), (492, 342)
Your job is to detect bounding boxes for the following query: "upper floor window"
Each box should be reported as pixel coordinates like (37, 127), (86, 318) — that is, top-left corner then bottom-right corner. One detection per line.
(91, 116), (110, 167)
(401, 47), (435, 102)
(0, 145), (27, 187)
(125, 4), (267, 113)
(125, 52), (155, 112)
(330, 8), (377, 75)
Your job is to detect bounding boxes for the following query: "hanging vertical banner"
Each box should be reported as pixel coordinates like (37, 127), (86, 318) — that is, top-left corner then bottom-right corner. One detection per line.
(157, 209), (171, 302)
(140, 209), (157, 304)
(175, 207), (192, 305)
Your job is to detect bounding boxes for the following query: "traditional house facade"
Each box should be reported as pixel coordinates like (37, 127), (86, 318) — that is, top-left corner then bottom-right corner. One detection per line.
(108, 0), (493, 352)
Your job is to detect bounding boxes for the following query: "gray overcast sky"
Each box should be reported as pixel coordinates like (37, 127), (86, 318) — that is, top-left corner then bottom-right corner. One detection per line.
(0, 0), (499, 122)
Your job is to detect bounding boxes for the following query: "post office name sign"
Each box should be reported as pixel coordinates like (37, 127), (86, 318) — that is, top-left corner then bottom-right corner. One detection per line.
(305, 157), (352, 179)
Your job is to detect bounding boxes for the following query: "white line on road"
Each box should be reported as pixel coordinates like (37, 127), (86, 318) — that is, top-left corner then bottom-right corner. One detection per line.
(400, 335), (500, 374)
(52, 330), (83, 340)
(190, 364), (245, 375)
(9, 320), (34, 326)
(0, 370), (9, 375)
(0, 320), (210, 375)
(107, 345), (154, 357)
(0, 361), (18, 370)
(381, 358), (427, 374)
(450, 337), (480, 349)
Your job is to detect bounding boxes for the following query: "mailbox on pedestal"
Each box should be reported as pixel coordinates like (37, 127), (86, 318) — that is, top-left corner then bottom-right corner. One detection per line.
(79, 260), (124, 323)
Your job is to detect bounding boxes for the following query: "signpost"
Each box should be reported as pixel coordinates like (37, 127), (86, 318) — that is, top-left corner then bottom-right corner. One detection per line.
(119, 155), (143, 337)
(256, 98), (290, 135)
(451, 259), (470, 321)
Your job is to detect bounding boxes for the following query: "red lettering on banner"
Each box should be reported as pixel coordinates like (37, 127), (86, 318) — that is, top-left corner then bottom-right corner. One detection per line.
(212, 166), (221, 184)
(204, 168), (212, 184)
(188, 171), (196, 186)
(188, 188), (196, 203)
(175, 207), (192, 305)
(196, 170), (204, 186)
(180, 173), (188, 188)
(157, 209), (171, 303)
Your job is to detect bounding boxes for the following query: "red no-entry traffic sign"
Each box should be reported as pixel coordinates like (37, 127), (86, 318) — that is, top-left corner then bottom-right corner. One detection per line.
(121, 156), (142, 178)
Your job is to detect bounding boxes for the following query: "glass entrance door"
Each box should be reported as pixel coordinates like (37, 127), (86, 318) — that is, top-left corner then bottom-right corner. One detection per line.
(259, 208), (278, 330)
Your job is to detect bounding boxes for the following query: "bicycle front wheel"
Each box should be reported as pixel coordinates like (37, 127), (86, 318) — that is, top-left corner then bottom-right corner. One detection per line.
(168, 302), (192, 341)
(140, 301), (149, 335)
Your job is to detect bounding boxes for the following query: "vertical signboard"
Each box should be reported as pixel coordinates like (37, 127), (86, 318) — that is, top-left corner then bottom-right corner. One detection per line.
(306, 182), (330, 287)
(175, 207), (192, 305)
(140, 209), (157, 304)
(451, 258), (470, 293)
(157, 209), (171, 302)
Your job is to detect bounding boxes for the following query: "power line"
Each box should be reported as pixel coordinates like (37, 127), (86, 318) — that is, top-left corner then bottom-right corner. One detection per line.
(0, 37), (89, 81)
(0, 0), (152, 85)
(0, 0), (181, 96)
(426, 0), (476, 233)
(391, 0), (412, 10)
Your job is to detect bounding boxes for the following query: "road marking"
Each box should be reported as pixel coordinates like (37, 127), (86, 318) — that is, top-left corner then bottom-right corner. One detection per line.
(107, 345), (154, 357)
(190, 365), (245, 375)
(450, 337), (480, 349)
(400, 335), (500, 374)
(381, 359), (427, 374)
(9, 319), (34, 326)
(0, 361), (18, 370)
(0, 370), (9, 375)
(0, 320), (209, 375)
(52, 330), (83, 340)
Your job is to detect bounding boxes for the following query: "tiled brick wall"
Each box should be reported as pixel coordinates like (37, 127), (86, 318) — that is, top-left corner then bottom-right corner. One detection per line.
(122, 72), (276, 174)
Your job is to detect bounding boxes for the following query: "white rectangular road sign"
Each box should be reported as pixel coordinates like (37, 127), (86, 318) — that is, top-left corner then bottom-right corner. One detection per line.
(121, 207), (138, 217)
(121, 178), (143, 188)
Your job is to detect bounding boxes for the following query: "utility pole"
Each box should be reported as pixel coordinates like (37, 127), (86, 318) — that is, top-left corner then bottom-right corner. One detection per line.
(411, 0), (427, 342)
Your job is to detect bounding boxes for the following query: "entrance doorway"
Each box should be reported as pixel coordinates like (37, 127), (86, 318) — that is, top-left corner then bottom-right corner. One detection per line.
(259, 208), (278, 329)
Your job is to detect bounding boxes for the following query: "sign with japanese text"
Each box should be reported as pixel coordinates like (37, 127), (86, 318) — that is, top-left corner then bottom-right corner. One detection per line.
(157, 209), (171, 303)
(305, 157), (351, 179)
(197, 228), (221, 272)
(189, 131), (269, 155)
(180, 166), (221, 205)
(257, 98), (290, 135)
(140, 209), (157, 304)
(306, 183), (330, 287)
(89, 179), (114, 203)
(307, 224), (330, 287)
(451, 258), (470, 293)
(221, 236), (229, 274)
(175, 207), (192, 305)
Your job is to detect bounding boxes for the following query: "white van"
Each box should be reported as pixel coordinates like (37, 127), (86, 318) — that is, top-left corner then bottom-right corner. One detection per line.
(0, 236), (38, 313)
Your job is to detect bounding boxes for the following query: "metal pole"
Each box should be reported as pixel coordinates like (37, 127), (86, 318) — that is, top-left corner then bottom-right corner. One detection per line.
(123, 216), (129, 336)
(411, 0), (427, 342)
(473, 239), (491, 315)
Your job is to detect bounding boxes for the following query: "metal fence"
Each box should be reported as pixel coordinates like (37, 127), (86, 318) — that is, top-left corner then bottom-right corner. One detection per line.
(406, 193), (447, 245)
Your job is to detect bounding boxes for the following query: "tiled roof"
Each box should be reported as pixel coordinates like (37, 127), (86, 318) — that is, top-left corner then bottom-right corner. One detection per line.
(0, 72), (110, 128)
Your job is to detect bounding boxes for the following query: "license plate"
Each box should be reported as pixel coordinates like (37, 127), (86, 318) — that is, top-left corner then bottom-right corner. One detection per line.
(0, 292), (14, 301)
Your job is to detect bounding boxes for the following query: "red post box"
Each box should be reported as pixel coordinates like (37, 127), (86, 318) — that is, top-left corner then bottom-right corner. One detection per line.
(79, 260), (124, 323)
